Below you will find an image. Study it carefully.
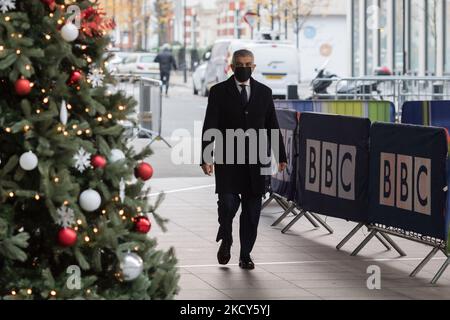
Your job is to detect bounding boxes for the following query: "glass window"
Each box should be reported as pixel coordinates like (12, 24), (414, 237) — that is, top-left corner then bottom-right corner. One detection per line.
(366, 0), (375, 75)
(394, 0), (404, 74)
(379, 0), (388, 67)
(445, 0), (450, 74)
(352, 0), (361, 76)
(426, 0), (437, 75)
(140, 55), (157, 63)
(125, 55), (137, 64)
(409, 0), (421, 74)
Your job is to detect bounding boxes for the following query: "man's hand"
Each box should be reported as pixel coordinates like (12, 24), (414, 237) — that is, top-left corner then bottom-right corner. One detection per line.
(278, 162), (288, 172)
(201, 164), (214, 176)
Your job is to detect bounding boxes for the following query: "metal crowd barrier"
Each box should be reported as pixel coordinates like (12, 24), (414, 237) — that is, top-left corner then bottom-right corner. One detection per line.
(269, 112), (450, 284)
(312, 76), (450, 113)
(357, 224), (448, 284)
(109, 74), (171, 147)
(263, 193), (334, 233)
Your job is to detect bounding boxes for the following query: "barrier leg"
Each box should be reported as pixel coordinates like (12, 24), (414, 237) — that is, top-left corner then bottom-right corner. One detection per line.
(374, 233), (392, 251)
(262, 194), (275, 210)
(351, 229), (378, 256)
(304, 211), (320, 228)
(410, 246), (440, 278)
(308, 212), (334, 234)
(336, 222), (364, 250)
(378, 232), (407, 257)
(275, 197), (289, 210)
(431, 256), (450, 285)
(271, 203), (296, 227)
(281, 210), (306, 234)
(148, 135), (172, 148)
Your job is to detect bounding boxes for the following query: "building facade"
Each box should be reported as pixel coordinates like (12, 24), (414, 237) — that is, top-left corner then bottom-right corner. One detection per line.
(172, 0), (218, 49)
(214, 0), (348, 81)
(349, 0), (450, 76)
(101, 0), (156, 50)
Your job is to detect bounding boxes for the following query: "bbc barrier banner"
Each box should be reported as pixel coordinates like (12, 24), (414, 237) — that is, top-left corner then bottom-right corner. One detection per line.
(270, 109), (298, 201)
(447, 160), (450, 253)
(401, 100), (450, 247)
(368, 123), (449, 240)
(297, 113), (371, 222)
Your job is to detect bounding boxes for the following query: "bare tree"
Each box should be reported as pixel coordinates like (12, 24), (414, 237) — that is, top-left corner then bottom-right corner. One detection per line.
(154, 0), (173, 47)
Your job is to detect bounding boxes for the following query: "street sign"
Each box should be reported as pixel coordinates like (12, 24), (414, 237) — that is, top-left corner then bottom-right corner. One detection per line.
(243, 11), (258, 29)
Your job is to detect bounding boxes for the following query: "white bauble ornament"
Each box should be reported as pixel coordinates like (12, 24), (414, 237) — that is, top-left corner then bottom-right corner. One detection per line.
(120, 253), (144, 281)
(19, 151), (38, 171)
(61, 23), (79, 42)
(79, 189), (101, 212)
(109, 149), (126, 163)
(60, 100), (68, 125)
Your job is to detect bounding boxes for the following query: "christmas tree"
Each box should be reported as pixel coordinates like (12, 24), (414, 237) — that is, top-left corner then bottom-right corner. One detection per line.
(0, 0), (178, 299)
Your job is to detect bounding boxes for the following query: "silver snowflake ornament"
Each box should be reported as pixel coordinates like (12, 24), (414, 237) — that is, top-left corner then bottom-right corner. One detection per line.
(56, 205), (75, 227)
(0, 0), (15, 13)
(87, 66), (105, 88)
(73, 147), (92, 173)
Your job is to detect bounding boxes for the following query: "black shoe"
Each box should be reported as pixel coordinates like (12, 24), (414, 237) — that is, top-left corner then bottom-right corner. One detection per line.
(217, 241), (231, 265)
(239, 256), (255, 270)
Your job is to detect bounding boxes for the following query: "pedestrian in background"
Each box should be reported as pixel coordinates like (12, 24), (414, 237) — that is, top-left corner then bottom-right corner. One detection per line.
(155, 44), (177, 97)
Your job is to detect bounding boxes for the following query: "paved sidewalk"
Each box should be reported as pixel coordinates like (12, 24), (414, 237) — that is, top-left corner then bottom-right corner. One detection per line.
(170, 72), (193, 89)
(149, 177), (450, 300)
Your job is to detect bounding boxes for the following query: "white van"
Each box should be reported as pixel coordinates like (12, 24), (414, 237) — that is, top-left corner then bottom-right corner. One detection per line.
(205, 39), (300, 99)
(206, 39), (300, 99)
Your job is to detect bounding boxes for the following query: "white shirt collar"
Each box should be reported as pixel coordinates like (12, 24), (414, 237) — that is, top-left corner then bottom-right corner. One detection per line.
(235, 78), (250, 87)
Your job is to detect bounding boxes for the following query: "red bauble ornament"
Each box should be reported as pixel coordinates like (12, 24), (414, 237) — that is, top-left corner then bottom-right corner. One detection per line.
(91, 155), (107, 169)
(68, 71), (82, 84)
(58, 228), (77, 247)
(134, 216), (151, 234)
(134, 162), (153, 181)
(41, 0), (56, 10)
(15, 78), (31, 96)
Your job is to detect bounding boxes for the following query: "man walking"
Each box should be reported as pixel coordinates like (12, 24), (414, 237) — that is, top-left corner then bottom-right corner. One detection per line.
(154, 44), (177, 97)
(201, 49), (288, 270)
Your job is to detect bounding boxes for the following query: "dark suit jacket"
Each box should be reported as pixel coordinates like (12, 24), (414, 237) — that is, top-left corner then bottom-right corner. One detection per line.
(201, 76), (287, 195)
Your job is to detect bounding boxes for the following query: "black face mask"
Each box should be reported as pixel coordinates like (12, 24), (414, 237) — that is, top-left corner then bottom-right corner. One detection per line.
(234, 67), (252, 82)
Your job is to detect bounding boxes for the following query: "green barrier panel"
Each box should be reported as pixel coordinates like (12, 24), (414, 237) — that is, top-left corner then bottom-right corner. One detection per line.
(367, 101), (392, 122)
(313, 100), (394, 123)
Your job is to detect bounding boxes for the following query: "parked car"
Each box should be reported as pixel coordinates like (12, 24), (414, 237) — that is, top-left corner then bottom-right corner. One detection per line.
(205, 39), (301, 99)
(204, 39), (232, 96)
(192, 60), (208, 96)
(116, 52), (160, 79)
(105, 52), (129, 74)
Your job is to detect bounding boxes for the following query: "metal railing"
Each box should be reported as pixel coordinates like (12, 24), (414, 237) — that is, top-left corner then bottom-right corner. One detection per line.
(108, 74), (171, 147)
(310, 76), (450, 112)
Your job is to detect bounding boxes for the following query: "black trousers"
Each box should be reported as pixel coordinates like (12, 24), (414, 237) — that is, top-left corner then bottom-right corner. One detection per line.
(160, 71), (171, 94)
(216, 193), (262, 259)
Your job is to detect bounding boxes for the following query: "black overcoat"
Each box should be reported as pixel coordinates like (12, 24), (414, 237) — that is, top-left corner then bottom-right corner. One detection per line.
(201, 75), (287, 195)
